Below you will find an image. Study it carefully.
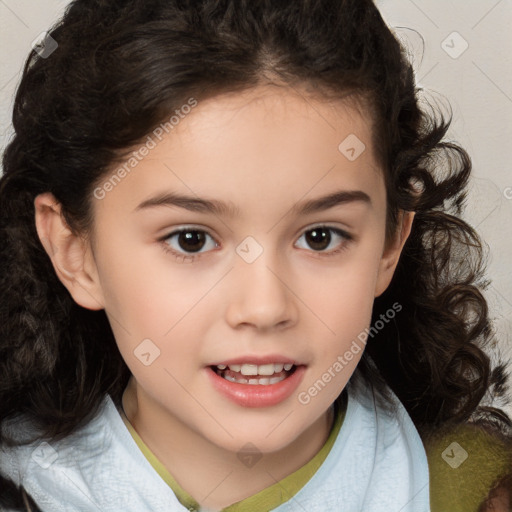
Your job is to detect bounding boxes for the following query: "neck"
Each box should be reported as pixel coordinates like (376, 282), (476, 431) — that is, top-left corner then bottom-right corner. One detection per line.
(122, 378), (334, 510)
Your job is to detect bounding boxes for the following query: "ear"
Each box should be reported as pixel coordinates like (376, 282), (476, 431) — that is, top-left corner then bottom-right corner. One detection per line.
(34, 192), (105, 310)
(374, 210), (415, 297)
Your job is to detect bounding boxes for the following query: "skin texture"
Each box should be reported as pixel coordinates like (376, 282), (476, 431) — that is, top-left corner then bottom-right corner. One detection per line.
(34, 85), (414, 509)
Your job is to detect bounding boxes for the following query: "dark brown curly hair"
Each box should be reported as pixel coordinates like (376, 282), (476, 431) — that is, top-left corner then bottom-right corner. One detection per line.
(0, 0), (510, 508)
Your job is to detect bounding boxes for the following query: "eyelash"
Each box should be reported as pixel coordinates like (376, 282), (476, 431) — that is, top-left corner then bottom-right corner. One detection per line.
(159, 225), (354, 263)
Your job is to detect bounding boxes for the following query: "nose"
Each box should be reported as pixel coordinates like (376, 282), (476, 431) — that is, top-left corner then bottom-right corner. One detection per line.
(224, 248), (298, 331)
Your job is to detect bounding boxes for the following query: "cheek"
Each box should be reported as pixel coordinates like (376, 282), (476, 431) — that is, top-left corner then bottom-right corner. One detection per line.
(295, 265), (377, 407)
(303, 253), (381, 334)
(311, 281), (373, 364)
(94, 232), (190, 328)
(95, 240), (214, 372)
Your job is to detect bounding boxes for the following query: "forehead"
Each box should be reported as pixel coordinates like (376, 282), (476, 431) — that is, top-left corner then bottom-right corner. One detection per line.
(175, 85), (374, 154)
(94, 85), (384, 220)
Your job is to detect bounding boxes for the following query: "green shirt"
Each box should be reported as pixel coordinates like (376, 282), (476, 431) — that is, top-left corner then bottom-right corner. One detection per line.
(424, 422), (511, 511)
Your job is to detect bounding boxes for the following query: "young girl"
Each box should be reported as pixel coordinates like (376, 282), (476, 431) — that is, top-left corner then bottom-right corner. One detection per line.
(0, 1), (510, 511)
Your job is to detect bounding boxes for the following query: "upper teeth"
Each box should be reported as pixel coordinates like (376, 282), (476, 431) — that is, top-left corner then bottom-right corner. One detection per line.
(216, 363), (293, 375)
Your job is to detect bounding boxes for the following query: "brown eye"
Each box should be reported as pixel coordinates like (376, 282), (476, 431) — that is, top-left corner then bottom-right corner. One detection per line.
(295, 225), (352, 254)
(305, 227), (332, 251)
(177, 230), (206, 252)
(163, 228), (217, 255)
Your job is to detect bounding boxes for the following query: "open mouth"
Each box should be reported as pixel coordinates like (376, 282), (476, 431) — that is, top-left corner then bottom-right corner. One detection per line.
(211, 363), (297, 385)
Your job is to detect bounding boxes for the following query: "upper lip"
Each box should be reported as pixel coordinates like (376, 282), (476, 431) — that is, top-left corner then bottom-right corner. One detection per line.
(209, 355), (300, 366)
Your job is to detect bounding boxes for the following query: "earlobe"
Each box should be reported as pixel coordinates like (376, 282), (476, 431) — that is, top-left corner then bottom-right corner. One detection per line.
(34, 192), (105, 310)
(374, 210), (415, 297)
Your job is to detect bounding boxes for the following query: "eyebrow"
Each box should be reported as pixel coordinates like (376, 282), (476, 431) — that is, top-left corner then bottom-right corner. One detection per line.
(133, 189), (371, 217)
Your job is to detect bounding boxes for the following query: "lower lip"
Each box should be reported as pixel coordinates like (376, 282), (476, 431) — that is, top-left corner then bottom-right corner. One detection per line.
(206, 366), (306, 408)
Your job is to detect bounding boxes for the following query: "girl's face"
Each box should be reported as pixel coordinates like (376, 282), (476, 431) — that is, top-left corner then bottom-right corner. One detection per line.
(45, 86), (411, 454)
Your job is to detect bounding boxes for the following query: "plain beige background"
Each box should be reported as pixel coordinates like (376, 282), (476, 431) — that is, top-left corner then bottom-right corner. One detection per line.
(1, 0), (511, 414)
